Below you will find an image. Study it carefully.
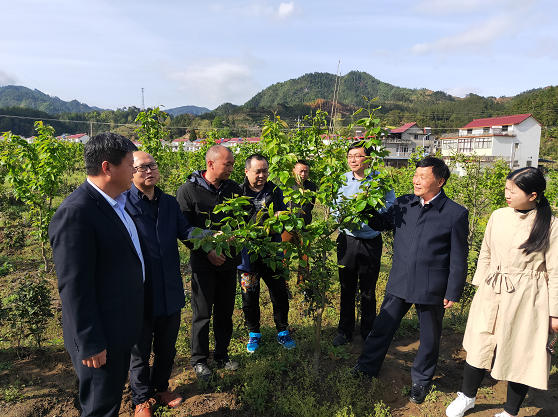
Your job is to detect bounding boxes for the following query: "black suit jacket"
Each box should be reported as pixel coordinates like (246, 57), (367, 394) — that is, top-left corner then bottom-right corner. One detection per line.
(125, 184), (195, 317)
(49, 181), (147, 361)
(373, 190), (469, 305)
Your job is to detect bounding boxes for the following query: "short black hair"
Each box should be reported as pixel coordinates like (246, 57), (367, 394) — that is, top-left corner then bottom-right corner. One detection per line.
(245, 154), (268, 170)
(295, 159), (309, 167)
(416, 157), (450, 187)
(84, 132), (137, 176)
(348, 141), (372, 156)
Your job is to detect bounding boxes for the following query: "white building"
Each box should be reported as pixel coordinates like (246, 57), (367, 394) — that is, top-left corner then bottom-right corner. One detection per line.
(440, 113), (541, 175)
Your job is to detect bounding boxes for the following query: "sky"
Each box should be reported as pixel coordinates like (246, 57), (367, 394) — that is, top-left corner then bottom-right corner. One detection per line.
(1, 0), (557, 111)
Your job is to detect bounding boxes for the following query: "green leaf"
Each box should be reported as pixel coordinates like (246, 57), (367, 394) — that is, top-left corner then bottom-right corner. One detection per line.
(355, 200), (367, 212)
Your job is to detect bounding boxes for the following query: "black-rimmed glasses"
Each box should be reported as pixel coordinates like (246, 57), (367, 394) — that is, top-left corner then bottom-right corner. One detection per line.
(134, 163), (159, 172)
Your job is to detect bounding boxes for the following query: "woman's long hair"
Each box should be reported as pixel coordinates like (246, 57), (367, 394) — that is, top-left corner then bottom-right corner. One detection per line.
(507, 167), (552, 254)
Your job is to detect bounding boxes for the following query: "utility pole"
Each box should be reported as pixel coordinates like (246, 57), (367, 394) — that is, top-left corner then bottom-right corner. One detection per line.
(141, 88), (145, 110)
(329, 60), (341, 135)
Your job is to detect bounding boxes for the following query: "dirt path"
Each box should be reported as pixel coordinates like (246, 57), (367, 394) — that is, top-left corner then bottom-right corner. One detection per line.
(1, 332), (556, 416)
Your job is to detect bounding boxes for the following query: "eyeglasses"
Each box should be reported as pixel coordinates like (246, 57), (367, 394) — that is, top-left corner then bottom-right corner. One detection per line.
(134, 163), (159, 172)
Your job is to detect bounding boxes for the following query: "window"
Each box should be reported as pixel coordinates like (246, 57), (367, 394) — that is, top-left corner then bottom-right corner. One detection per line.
(414, 135), (419, 140)
(483, 127), (490, 133)
(526, 160), (532, 167)
(458, 138), (473, 152)
(442, 140), (457, 150)
(474, 138), (492, 149)
(502, 125), (509, 132)
(467, 129), (473, 135)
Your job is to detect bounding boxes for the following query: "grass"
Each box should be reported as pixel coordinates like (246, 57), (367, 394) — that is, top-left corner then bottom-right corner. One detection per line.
(0, 221), (486, 416)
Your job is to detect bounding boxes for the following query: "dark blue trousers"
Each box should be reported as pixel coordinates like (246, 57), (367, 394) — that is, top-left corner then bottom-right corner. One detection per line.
(129, 311), (181, 406)
(70, 349), (131, 417)
(357, 292), (445, 386)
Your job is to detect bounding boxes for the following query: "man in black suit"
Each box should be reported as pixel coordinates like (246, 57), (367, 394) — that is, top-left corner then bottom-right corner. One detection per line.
(352, 157), (469, 404)
(126, 151), (198, 416)
(49, 133), (147, 417)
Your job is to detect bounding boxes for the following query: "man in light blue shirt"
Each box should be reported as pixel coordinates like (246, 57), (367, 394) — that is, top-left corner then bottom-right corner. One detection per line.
(332, 142), (396, 347)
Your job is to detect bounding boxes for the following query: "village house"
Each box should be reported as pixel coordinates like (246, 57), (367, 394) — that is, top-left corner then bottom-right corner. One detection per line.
(354, 122), (436, 167)
(439, 113), (541, 175)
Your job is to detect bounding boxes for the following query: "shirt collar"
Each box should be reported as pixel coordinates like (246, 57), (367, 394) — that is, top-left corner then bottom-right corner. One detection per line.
(136, 185), (161, 201)
(420, 190), (441, 206)
(87, 177), (125, 208)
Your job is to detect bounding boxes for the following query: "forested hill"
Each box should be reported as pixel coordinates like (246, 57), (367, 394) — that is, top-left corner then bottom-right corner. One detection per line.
(243, 71), (455, 109)
(166, 105), (211, 116)
(0, 85), (103, 114)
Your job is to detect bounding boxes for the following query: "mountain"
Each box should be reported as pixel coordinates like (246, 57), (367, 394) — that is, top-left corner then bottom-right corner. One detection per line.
(0, 85), (103, 114)
(166, 105), (211, 116)
(243, 70), (455, 109)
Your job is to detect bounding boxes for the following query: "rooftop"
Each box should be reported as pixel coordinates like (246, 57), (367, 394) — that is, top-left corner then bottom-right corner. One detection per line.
(461, 113), (536, 129)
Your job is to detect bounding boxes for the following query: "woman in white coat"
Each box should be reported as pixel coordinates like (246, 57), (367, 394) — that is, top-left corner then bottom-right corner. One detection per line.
(446, 167), (558, 417)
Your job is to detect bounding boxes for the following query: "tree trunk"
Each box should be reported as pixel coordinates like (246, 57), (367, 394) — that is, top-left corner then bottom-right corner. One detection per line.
(313, 302), (323, 373)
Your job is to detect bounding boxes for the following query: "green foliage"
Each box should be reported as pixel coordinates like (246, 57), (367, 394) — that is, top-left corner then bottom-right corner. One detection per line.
(2, 274), (54, 352)
(444, 154), (510, 248)
(191, 105), (392, 371)
(546, 169), (558, 206)
(0, 122), (69, 270)
(0, 261), (14, 277)
(2, 223), (26, 252)
(0, 382), (24, 402)
(135, 107), (169, 161)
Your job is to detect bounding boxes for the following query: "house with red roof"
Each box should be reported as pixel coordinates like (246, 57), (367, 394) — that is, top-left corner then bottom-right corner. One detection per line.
(56, 133), (90, 143)
(376, 122), (435, 167)
(440, 113), (541, 174)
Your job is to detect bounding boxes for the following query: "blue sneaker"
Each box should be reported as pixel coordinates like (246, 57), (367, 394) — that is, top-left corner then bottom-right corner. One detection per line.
(277, 330), (296, 349)
(247, 332), (262, 353)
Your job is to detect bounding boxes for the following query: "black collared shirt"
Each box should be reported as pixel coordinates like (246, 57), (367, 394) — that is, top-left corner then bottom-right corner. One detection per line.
(137, 186), (162, 220)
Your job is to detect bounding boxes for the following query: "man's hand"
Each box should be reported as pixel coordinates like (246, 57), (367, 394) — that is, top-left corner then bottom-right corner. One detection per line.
(82, 349), (107, 368)
(550, 316), (558, 334)
(443, 299), (454, 309)
(207, 250), (226, 266)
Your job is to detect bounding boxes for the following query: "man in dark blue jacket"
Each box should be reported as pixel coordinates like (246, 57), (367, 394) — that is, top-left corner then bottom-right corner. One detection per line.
(353, 157), (469, 404)
(176, 145), (242, 381)
(126, 151), (197, 416)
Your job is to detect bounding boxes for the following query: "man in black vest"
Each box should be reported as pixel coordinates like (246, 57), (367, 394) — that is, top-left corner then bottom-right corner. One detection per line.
(352, 157), (469, 404)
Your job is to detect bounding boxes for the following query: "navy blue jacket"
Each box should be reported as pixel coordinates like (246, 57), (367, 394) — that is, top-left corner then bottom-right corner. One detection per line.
(126, 184), (195, 317)
(49, 181), (148, 361)
(375, 190), (469, 305)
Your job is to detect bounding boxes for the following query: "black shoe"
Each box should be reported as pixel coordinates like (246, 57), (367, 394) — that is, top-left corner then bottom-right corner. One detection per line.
(409, 382), (428, 404)
(332, 333), (352, 347)
(349, 363), (370, 379)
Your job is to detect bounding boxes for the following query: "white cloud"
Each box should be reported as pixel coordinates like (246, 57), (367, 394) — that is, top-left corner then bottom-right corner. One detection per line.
(414, 0), (534, 15)
(214, 1), (303, 20)
(276, 2), (296, 19)
(411, 16), (512, 56)
(170, 60), (261, 108)
(410, 1), (537, 57)
(0, 69), (17, 86)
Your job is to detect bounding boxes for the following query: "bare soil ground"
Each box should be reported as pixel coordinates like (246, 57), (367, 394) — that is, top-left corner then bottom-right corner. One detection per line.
(1, 331), (556, 417)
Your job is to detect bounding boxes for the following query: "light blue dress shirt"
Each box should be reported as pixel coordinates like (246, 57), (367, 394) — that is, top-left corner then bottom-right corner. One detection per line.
(337, 171), (396, 240)
(87, 178), (145, 281)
